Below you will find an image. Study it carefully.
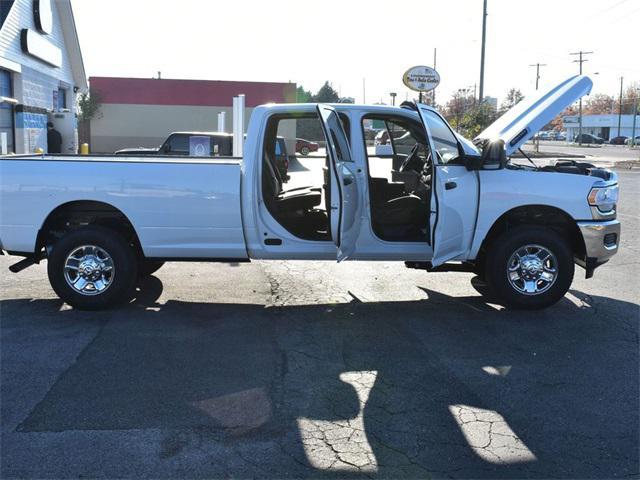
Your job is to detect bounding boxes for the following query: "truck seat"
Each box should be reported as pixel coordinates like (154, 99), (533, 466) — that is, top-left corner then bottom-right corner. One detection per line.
(263, 153), (321, 212)
(374, 194), (426, 226)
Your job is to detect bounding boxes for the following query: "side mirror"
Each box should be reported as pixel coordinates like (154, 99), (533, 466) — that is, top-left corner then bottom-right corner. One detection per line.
(465, 139), (506, 170)
(481, 139), (507, 169)
(162, 144), (171, 154)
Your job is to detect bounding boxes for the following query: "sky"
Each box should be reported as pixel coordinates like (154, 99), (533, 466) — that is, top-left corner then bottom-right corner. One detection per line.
(71, 0), (640, 107)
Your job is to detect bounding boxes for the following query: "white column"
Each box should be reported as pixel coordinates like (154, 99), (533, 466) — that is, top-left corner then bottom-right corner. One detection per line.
(217, 111), (226, 133)
(232, 94), (245, 157)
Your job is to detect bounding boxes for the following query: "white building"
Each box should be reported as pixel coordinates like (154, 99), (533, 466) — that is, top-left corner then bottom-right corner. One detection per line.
(562, 114), (640, 141)
(0, 0), (86, 154)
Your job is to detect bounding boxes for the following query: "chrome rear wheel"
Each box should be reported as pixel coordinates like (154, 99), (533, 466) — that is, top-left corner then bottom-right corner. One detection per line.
(64, 245), (115, 295)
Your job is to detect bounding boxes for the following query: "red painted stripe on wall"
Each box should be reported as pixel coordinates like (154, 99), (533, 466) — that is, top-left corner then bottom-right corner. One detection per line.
(90, 77), (297, 107)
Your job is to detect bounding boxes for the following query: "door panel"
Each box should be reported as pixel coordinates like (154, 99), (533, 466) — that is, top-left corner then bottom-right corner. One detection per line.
(416, 105), (480, 266)
(317, 104), (361, 261)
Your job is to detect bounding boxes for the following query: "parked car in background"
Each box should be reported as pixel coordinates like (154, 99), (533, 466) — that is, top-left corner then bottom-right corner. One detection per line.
(537, 131), (551, 140)
(573, 133), (605, 144)
(609, 136), (628, 145)
(295, 138), (319, 156)
(548, 131), (566, 141)
(624, 136), (640, 145)
(116, 132), (233, 156)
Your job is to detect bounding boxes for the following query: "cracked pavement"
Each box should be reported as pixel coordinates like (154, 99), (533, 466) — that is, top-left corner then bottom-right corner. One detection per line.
(1, 170), (638, 479)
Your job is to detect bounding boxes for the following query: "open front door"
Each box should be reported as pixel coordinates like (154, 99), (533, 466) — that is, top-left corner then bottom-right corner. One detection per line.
(317, 104), (361, 261)
(415, 104), (480, 267)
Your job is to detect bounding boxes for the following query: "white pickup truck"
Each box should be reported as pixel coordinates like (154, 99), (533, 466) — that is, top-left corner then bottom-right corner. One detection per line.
(0, 75), (620, 310)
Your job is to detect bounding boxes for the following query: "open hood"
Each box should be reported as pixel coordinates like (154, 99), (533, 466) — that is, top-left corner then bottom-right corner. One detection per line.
(475, 75), (593, 156)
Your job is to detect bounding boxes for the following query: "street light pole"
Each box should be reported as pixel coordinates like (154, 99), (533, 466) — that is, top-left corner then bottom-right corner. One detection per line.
(617, 76), (624, 137)
(478, 0), (488, 103)
(390, 92), (397, 106)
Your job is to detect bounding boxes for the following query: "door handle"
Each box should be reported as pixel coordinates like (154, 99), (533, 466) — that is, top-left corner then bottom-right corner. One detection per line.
(445, 181), (457, 190)
(343, 177), (353, 186)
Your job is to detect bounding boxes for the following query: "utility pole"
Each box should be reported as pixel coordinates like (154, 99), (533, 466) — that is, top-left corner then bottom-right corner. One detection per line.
(570, 50), (593, 146)
(432, 47), (437, 106)
(617, 76), (624, 137)
(478, 0), (488, 103)
(362, 78), (366, 104)
(529, 63), (547, 90)
(390, 92), (397, 106)
(530, 63), (545, 152)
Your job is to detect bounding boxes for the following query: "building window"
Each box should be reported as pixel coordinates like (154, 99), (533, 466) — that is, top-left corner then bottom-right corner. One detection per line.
(0, 69), (15, 154)
(57, 87), (67, 110)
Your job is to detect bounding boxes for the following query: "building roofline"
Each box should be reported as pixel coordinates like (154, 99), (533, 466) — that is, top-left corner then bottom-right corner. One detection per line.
(56, 0), (87, 92)
(88, 76), (295, 86)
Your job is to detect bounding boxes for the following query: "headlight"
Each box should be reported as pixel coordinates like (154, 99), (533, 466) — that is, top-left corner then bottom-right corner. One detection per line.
(588, 185), (619, 213)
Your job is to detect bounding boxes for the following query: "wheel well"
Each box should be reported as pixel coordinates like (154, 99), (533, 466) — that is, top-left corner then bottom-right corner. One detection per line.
(475, 205), (586, 268)
(37, 201), (142, 257)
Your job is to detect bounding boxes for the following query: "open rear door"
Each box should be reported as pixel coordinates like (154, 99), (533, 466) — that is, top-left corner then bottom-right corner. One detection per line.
(317, 104), (361, 262)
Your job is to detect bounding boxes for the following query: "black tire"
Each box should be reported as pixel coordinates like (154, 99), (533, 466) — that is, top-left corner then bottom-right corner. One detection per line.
(47, 225), (138, 310)
(300, 146), (310, 156)
(484, 226), (574, 310)
(139, 260), (165, 277)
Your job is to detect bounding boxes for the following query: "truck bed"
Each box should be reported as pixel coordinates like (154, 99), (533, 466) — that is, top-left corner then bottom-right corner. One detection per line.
(0, 154), (247, 259)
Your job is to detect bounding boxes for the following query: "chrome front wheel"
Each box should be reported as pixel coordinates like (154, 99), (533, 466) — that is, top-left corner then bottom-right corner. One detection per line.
(507, 244), (558, 295)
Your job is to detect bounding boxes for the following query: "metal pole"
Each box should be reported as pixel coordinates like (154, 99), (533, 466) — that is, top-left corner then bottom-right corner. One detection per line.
(570, 51), (593, 146)
(631, 97), (638, 147)
(362, 78), (366, 104)
(432, 47), (437, 106)
(478, 0), (488, 103)
(617, 76), (623, 136)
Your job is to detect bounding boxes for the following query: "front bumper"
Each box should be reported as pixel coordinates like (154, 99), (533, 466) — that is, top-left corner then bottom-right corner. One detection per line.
(576, 219), (621, 278)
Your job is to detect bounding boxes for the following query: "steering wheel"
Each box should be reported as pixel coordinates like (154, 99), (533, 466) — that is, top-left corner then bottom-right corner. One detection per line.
(399, 143), (425, 173)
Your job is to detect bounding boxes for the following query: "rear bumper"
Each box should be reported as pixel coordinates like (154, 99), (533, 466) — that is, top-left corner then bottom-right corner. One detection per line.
(576, 219), (621, 278)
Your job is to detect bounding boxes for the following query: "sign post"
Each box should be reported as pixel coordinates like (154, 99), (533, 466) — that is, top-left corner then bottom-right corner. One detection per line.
(402, 66), (440, 104)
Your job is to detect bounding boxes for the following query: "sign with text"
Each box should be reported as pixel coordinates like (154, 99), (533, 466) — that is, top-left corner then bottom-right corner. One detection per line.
(403, 66), (440, 92)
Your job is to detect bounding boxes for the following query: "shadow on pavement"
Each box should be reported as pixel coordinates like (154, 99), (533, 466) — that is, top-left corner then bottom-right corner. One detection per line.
(1, 275), (638, 478)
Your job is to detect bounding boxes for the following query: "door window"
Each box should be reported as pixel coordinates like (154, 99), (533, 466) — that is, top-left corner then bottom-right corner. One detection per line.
(421, 109), (462, 165)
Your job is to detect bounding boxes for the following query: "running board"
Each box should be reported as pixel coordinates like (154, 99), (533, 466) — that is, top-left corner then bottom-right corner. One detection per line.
(9, 251), (45, 273)
(404, 261), (476, 273)
(9, 256), (38, 273)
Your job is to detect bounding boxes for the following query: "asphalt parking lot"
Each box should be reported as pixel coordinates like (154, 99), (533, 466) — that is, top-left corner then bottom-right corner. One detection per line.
(1, 171), (638, 479)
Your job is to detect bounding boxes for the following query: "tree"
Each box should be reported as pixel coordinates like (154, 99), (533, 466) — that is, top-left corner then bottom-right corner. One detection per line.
(584, 93), (615, 115)
(621, 82), (640, 114)
(296, 85), (312, 103)
(312, 82), (340, 103)
(547, 106), (577, 131)
(499, 88), (523, 113)
(77, 91), (101, 122)
(442, 90), (475, 132)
